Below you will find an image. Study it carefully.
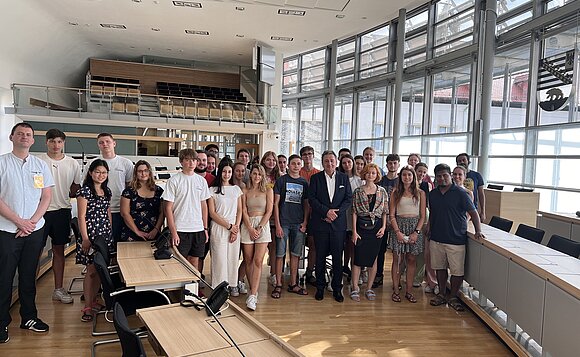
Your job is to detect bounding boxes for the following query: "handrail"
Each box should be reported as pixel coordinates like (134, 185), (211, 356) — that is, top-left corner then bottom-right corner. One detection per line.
(11, 83), (275, 108)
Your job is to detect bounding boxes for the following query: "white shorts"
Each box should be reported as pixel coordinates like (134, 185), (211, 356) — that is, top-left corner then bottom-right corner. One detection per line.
(240, 215), (272, 244)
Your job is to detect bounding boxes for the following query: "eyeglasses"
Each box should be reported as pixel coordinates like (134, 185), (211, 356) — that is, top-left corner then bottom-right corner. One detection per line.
(137, 169), (150, 174)
(93, 170), (108, 175)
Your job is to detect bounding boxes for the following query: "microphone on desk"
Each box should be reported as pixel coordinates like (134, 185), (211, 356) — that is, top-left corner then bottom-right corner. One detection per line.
(576, 211), (580, 218)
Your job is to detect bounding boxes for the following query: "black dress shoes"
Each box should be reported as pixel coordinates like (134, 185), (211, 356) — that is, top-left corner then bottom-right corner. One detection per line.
(333, 291), (344, 303)
(315, 289), (324, 301)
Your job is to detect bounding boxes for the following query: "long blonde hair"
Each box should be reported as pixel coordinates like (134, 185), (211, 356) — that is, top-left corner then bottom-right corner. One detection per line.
(248, 164), (267, 192)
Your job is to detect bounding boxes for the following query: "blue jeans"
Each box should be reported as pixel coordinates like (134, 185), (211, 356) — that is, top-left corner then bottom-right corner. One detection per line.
(276, 224), (305, 258)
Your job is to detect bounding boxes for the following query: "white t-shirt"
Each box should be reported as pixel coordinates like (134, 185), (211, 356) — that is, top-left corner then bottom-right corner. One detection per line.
(162, 172), (211, 232)
(0, 153), (55, 233)
(210, 185), (243, 223)
(93, 155), (133, 213)
(38, 153), (82, 211)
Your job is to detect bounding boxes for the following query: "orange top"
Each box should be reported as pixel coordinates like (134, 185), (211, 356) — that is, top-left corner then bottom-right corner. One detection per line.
(299, 167), (320, 183)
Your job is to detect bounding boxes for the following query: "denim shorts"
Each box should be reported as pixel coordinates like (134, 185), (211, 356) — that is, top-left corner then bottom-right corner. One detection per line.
(276, 224), (305, 257)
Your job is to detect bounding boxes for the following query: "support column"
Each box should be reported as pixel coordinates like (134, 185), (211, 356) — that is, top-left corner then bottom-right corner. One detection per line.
(327, 41), (338, 150)
(392, 9), (407, 154)
(478, 0), (497, 178)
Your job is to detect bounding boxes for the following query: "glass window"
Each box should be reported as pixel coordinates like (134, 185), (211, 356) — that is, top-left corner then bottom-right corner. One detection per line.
(338, 40), (356, 57)
(299, 97), (325, 168)
(490, 46), (529, 129)
(436, 0), (475, 22)
(337, 58), (355, 75)
(360, 64), (389, 79)
(496, 10), (533, 35)
(404, 53), (427, 67)
(488, 158), (524, 183)
(355, 139), (384, 164)
(497, 0), (532, 16)
(360, 25), (389, 52)
(435, 12), (474, 48)
(431, 65), (471, 134)
(401, 78), (425, 136)
(357, 88), (386, 140)
(489, 131), (525, 156)
(336, 74), (355, 85)
(405, 33), (428, 54)
(283, 73), (297, 87)
(280, 101), (298, 156)
(428, 135), (469, 156)
(406, 11), (428, 33)
(283, 58), (298, 73)
(547, 0), (576, 12)
(333, 94), (353, 142)
(360, 46), (388, 71)
(398, 137), (422, 158)
(301, 65), (325, 84)
(302, 48), (326, 68)
(301, 81), (326, 92)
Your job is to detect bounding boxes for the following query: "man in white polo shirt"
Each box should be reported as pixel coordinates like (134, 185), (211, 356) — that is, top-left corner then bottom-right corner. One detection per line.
(94, 133), (133, 245)
(0, 123), (54, 343)
(38, 129), (81, 304)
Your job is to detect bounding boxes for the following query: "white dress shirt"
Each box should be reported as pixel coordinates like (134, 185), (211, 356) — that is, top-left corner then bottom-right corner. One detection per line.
(325, 171), (336, 202)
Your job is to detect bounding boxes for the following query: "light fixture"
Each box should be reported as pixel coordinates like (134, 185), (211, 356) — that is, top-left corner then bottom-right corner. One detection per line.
(100, 24), (127, 29)
(235, 6), (245, 11)
(271, 36), (293, 41)
(185, 29), (210, 35)
(68, 21), (78, 26)
(235, 34), (244, 38)
(173, 1), (202, 8)
(151, 27), (160, 31)
(336, 14), (345, 19)
(278, 9), (306, 16)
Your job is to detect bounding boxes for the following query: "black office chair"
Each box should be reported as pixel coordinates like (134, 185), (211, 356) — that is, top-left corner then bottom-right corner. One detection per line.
(489, 216), (513, 232)
(91, 251), (170, 356)
(114, 303), (147, 357)
(547, 235), (580, 258)
(514, 224), (545, 244)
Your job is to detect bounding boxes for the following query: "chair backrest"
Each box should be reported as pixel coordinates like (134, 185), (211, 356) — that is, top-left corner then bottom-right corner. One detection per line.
(547, 235), (580, 258)
(113, 303), (147, 357)
(93, 251), (116, 310)
(514, 224), (545, 244)
(489, 216), (513, 232)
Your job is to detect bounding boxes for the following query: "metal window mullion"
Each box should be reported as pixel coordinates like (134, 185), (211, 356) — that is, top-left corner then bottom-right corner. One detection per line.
(327, 41), (338, 151)
(501, 63), (510, 129)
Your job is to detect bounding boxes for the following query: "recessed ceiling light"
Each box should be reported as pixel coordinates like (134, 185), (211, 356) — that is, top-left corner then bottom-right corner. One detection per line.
(271, 36), (293, 41)
(185, 29), (209, 35)
(173, 1), (202, 8)
(68, 21), (78, 26)
(238, 53), (243, 56)
(130, 46), (136, 49)
(132, 0), (142, 3)
(100, 23), (126, 29)
(336, 14), (345, 19)
(313, 40), (319, 43)
(278, 9), (306, 16)
(236, 34), (244, 38)
(96, 43), (103, 46)
(151, 27), (160, 31)
(361, 16), (367, 19)
(235, 6), (245, 11)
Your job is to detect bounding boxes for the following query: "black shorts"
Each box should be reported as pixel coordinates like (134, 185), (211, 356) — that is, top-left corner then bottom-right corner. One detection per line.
(177, 231), (206, 258)
(42, 208), (72, 246)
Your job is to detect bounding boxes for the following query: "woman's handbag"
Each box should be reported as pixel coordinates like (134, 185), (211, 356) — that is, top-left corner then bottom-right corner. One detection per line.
(357, 215), (376, 230)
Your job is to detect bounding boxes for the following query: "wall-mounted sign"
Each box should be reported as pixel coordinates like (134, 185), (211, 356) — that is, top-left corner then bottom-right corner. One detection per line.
(537, 50), (575, 112)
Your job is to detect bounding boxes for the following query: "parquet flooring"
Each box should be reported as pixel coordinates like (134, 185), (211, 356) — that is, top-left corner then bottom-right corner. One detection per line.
(2, 254), (513, 356)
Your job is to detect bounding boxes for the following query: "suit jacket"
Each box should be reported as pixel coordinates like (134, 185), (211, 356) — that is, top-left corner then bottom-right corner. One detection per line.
(307, 170), (352, 233)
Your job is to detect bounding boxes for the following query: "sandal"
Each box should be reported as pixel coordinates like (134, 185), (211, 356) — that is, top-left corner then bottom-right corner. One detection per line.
(365, 289), (376, 301)
(430, 294), (447, 306)
(448, 297), (465, 311)
(271, 285), (282, 299)
(405, 292), (417, 303)
(81, 307), (94, 322)
(391, 291), (401, 303)
(287, 284), (308, 295)
(91, 302), (105, 312)
(350, 290), (360, 302)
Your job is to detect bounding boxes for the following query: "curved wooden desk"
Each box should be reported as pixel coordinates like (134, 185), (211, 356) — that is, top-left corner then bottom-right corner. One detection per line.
(464, 224), (579, 357)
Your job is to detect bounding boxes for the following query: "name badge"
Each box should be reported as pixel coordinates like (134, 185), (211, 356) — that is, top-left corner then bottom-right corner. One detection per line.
(33, 174), (45, 188)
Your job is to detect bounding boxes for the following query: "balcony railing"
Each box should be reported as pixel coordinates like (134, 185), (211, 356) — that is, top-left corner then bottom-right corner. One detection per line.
(10, 83), (277, 127)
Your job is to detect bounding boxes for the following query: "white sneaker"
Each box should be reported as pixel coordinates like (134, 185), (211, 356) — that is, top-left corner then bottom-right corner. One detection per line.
(238, 281), (248, 294)
(424, 285), (434, 294)
(434, 285), (440, 295)
(52, 288), (73, 304)
(230, 287), (239, 297)
(269, 274), (276, 287)
(246, 294), (257, 311)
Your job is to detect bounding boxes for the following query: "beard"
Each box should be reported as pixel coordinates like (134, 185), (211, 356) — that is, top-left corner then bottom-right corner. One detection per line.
(194, 167), (206, 174)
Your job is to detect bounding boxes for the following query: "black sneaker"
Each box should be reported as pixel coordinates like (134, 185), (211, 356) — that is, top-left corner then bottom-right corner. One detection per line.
(20, 318), (49, 332)
(0, 327), (8, 343)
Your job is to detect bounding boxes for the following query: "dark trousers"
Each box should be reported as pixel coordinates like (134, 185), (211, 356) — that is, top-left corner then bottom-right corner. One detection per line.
(313, 231), (345, 291)
(0, 229), (44, 328)
(375, 234), (389, 277)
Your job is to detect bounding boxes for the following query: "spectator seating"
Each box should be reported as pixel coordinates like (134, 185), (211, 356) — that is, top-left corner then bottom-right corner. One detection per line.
(488, 216), (513, 232)
(547, 235), (580, 258)
(514, 224), (545, 244)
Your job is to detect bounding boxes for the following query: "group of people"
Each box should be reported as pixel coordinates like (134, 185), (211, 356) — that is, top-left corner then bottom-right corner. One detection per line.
(0, 121), (487, 344)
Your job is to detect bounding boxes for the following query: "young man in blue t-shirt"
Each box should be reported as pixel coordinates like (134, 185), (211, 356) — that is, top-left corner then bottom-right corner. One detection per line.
(272, 155), (309, 298)
(427, 163), (485, 311)
(456, 153), (486, 223)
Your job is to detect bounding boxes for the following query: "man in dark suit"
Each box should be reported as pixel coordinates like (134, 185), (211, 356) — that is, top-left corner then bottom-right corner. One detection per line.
(308, 150), (352, 302)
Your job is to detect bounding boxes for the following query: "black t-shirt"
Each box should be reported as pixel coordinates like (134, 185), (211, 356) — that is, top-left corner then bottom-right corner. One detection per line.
(379, 175), (398, 202)
(273, 174), (309, 226)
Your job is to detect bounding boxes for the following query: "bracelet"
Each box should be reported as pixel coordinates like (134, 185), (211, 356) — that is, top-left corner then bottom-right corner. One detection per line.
(228, 224), (233, 231)
(204, 227), (208, 231)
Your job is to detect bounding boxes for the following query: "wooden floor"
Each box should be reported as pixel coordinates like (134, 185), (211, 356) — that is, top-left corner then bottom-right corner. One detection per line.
(3, 254), (513, 356)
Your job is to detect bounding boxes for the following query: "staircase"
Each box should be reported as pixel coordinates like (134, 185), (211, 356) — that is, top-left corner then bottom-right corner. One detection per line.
(139, 96), (160, 117)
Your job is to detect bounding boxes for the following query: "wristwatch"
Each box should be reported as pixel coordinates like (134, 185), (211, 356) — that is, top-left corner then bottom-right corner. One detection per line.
(414, 229), (421, 234)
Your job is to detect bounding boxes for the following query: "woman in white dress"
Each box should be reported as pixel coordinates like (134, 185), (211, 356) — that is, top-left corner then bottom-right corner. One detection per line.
(208, 158), (243, 293)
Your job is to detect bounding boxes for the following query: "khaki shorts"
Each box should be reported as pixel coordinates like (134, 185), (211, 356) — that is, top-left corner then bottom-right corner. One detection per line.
(240, 215), (272, 244)
(429, 240), (465, 276)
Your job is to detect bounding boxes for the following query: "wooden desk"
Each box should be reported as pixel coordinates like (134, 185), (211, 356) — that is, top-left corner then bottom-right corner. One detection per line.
(137, 303), (303, 357)
(537, 210), (580, 244)
(464, 224), (580, 357)
(484, 188), (540, 232)
(117, 242), (198, 292)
